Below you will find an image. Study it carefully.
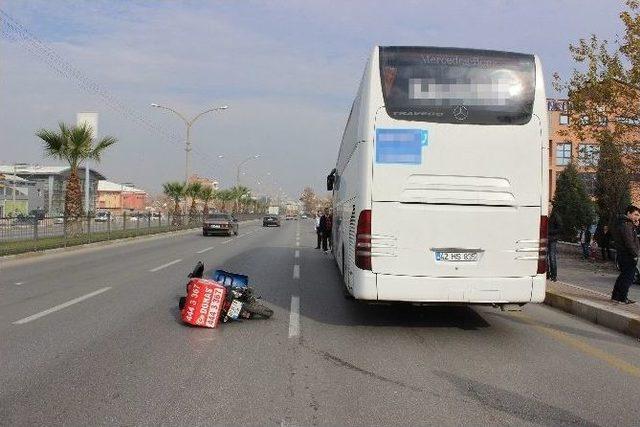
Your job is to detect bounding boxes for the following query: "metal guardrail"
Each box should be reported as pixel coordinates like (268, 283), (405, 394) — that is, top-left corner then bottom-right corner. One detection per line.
(0, 213), (263, 256)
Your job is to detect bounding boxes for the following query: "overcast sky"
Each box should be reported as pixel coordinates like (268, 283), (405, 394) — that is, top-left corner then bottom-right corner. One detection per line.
(0, 0), (624, 198)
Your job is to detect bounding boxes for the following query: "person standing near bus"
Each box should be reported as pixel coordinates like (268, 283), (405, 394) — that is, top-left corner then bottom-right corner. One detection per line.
(326, 211), (333, 251)
(579, 226), (592, 260)
(315, 211), (322, 249)
(611, 205), (640, 304)
(547, 209), (562, 282)
(318, 209), (329, 252)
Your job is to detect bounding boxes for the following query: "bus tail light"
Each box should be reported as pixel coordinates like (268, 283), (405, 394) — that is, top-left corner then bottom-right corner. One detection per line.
(537, 215), (548, 275)
(355, 209), (372, 270)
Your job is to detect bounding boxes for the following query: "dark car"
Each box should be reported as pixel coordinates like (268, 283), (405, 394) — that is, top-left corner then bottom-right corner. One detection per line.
(203, 213), (238, 236)
(263, 215), (280, 227)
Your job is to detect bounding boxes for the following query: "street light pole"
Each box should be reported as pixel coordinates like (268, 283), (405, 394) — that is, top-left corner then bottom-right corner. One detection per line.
(234, 155), (260, 213)
(150, 103), (228, 183)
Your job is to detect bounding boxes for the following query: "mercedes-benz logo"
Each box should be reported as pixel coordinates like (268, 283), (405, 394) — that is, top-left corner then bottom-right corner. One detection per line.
(452, 105), (468, 121)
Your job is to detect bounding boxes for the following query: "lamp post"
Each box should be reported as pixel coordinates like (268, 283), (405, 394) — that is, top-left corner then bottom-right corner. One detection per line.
(234, 155), (260, 213)
(150, 103), (228, 183)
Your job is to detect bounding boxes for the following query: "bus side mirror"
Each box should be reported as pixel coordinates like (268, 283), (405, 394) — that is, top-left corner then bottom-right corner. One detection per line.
(327, 168), (336, 191)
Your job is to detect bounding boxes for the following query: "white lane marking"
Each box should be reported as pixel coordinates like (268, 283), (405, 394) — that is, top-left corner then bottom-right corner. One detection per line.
(294, 250), (299, 258)
(149, 259), (182, 272)
(288, 295), (300, 338)
(196, 246), (214, 254)
(14, 282), (24, 286)
(293, 264), (300, 279)
(296, 241), (300, 247)
(221, 238), (234, 244)
(13, 287), (111, 325)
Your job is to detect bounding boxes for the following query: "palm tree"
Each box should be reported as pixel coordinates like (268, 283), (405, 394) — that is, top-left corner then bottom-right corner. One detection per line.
(199, 186), (215, 216)
(216, 189), (234, 212)
(232, 185), (251, 213)
(36, 122), (117, 233)
(185, 182), (203, 224)
(162, 181), (186, 225)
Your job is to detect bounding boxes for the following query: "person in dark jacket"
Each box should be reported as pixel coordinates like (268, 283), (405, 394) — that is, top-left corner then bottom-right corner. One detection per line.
(547, 209), (562, 281)
(611, 205), (640, 303)
(318, 209), (329, 252)
(595, 225), (613, 261)
(579, 225), (592, 260)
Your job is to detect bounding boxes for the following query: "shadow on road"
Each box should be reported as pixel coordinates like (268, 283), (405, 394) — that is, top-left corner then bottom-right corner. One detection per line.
(189, 245), (491, 331)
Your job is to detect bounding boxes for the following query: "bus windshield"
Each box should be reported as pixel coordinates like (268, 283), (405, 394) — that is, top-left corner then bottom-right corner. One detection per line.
(379, 46), (535, 125)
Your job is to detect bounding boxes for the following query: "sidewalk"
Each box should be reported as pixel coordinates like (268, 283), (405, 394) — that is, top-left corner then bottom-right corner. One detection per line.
(545, 252), (640, 339)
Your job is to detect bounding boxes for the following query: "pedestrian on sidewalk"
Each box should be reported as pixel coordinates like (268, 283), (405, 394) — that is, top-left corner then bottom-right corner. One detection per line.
(611, 205), (640, 304)
(579, 225), (592, 260)
(595, 224), (613, 261)
(315, 211), (322, 249)
(547, 209), (562, 281)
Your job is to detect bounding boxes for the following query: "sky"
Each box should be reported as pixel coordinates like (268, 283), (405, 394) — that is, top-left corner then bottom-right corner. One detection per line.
(0, 0), (625, 198)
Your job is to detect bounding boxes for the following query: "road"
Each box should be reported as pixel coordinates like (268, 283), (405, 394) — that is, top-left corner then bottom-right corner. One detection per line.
(1, 219), (640, 426)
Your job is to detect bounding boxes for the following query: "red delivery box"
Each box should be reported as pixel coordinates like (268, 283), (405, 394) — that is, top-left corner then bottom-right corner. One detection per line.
(181, 278), (227, 328)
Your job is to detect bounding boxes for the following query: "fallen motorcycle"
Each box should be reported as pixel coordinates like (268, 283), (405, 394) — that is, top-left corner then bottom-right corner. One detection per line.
(179, 262), (273, 327)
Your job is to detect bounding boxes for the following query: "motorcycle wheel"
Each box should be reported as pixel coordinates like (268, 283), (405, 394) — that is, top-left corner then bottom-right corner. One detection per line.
(243, 302), (274, 318)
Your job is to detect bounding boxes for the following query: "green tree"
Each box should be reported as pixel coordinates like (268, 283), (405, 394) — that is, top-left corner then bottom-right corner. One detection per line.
(162, 181), (186, 225)
(595, 139), (631, 226)
(554, 0), (640, 220)
(231, 185), (251, 213)
(185, 182), (203, 224)
(36, 122), (117, 233)
(216, 189), (235, 212)
(199, 186), (215, 216)
(552, 163), (595, 241)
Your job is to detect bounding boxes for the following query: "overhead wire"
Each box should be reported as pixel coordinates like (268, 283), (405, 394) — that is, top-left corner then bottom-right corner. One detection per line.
(0, 8), (236, 182)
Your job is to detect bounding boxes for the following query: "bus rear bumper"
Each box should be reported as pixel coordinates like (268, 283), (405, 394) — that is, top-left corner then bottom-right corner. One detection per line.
(374, 273), (546, 304)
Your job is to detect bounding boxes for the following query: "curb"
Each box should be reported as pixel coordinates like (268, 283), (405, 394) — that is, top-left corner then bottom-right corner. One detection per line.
(0, 219), (261, 263)
(544, 288), (640, 339)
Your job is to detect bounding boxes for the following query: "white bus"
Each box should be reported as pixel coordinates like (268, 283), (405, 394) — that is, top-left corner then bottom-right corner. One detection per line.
(327, 46), (548, 309)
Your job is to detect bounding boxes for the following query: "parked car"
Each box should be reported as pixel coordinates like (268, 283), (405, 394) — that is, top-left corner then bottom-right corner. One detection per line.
(11, 214), (36, 226)
(94, 212), (111, 222)
(203, 213), (238, 236)
(263, 215), (280, 227)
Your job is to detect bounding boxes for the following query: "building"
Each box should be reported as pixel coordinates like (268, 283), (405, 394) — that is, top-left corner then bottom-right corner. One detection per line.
(0, 174), (35, 217)
(0, 165), (105, 215)
(547, 98), (640, 205)
(96, 180), (148, 214)
(188, 175), (219, 190)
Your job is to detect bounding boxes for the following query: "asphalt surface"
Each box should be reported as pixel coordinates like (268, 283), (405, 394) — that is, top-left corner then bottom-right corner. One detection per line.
(1, 219), (640, 426)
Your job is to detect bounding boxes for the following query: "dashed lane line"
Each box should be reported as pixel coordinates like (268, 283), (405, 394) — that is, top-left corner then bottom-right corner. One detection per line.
(196, 246), (214, 254)
(293, 264), (300, 279)
(13, 287), (112, 325)
(149, 259), (182, 272)
(289, 295), (300, 338)
(294, 250), (299, 258)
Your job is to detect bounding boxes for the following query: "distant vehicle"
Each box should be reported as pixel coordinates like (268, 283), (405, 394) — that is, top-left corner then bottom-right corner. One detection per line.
(300, 213), (308, 219)
(329, 46), (548, 308)
(262, 215), (280, 227)
(11, 214), (36, 226)
(94, 212), (111, 222)
(268, 206), (280, 216)
(203, 213), (238, 236)
(285, 214), (296, 220)
(52, 216), (64, 225)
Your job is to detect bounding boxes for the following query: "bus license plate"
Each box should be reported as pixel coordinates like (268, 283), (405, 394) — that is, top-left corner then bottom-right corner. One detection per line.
(227, 300), (243, 320)
(435, 251), (478, 262)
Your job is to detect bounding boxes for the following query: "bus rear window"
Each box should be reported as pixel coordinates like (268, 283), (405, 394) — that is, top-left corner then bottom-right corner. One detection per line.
(379, 47), (535, 125)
